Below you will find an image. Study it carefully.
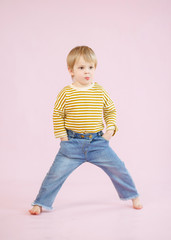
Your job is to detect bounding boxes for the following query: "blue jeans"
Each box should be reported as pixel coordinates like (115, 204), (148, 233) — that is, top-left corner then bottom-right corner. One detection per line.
(32, 129), (139, 210)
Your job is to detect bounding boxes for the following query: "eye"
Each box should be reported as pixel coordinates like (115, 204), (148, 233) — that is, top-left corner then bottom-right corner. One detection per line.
(79, 67), (84, 69)
(89, 66), (94, 69)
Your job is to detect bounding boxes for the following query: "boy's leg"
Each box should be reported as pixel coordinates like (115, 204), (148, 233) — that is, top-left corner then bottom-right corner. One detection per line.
(88, 137), (139, 200)
(31, 146), (84, 210)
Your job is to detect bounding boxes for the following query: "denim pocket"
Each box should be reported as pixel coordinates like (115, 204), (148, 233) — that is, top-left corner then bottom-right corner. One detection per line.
(60, 136), (73, 143)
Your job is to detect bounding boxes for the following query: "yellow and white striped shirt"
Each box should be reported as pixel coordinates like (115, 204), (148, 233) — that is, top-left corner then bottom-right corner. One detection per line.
(53, 82), (118, 138)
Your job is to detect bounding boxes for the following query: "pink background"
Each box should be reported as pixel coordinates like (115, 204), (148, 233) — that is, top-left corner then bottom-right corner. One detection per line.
(0, 0), (171, 239)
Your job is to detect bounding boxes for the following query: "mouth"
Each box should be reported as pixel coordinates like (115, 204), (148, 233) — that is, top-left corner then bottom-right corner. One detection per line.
(85, 77), (90, 80)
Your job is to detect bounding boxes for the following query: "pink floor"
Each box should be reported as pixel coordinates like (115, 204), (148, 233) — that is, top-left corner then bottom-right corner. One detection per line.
(1, 169), (171, 240)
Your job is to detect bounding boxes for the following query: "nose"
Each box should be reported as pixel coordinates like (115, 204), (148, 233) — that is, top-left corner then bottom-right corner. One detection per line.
(84, 67), (90, 73)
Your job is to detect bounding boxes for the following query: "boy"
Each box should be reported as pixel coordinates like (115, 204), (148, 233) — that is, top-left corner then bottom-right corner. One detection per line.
(29, 46), (143, 215)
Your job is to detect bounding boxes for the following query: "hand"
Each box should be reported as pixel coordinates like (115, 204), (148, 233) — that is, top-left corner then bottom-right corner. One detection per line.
(60, 136), (69, 141)
(102, 129), (114, 141)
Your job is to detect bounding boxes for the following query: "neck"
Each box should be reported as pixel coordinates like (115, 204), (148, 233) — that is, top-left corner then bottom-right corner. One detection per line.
(72, 81), (93, 88)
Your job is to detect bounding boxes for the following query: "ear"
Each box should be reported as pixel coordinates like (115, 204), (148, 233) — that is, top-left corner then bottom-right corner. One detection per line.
(68, 67), (74, 76)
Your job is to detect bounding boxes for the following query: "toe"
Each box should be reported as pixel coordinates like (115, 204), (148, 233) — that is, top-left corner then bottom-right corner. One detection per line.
(133, 204), (143, 210)
(29, 206), (42, 215)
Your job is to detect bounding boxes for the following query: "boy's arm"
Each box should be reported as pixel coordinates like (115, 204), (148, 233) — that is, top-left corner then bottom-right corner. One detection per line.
(53, 88), (68, 139)
(102, 88), (118, 137)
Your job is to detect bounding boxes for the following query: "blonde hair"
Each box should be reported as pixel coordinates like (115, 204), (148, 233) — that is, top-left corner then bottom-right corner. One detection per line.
(67, 46), (97, 71)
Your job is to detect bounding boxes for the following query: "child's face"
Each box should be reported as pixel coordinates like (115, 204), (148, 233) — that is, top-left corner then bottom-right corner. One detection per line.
(68, 56), (96, 87)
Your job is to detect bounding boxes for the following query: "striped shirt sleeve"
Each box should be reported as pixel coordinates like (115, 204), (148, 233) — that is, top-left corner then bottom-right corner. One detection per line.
(53, 88), (68, 138)
(102, 87), (119, 136)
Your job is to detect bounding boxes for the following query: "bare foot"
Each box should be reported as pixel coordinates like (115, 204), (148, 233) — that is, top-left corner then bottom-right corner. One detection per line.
(132, 197), (143, 210)
(29, 205), (42, 215)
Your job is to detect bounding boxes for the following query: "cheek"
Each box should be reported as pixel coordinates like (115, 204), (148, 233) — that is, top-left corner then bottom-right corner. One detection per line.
(75, 72), (83, 79)
(78, 72), (84, 77)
